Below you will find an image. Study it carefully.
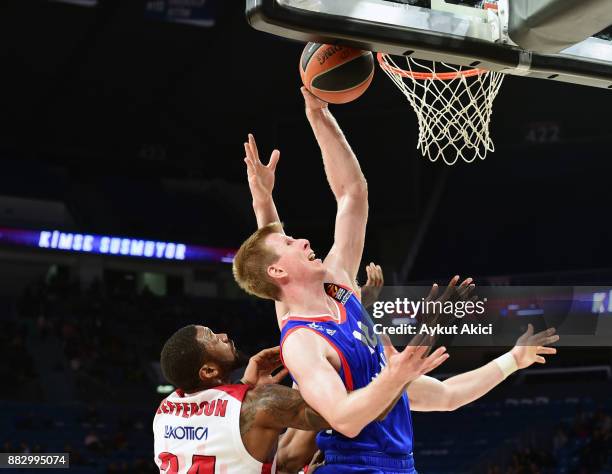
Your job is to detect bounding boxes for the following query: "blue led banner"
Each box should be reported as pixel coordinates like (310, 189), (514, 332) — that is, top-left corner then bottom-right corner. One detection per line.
(0, 227), (235, 264)
(145, 0), (217, 27)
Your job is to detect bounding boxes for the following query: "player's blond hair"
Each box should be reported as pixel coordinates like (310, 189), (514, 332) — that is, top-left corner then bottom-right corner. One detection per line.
(233, 222), (283, 301)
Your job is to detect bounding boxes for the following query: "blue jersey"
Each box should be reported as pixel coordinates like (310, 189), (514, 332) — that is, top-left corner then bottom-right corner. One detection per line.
(280, 283), (415, 469)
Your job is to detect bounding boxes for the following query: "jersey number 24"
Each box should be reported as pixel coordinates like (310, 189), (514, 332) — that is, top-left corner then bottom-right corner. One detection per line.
(159, 452), (216, 473)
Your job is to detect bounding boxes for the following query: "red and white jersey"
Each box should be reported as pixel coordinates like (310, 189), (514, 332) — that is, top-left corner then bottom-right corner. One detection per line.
(153, 384), (275, 474)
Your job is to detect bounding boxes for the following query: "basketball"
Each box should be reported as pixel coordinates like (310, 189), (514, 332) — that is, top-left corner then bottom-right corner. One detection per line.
(299, 43), (374, 104)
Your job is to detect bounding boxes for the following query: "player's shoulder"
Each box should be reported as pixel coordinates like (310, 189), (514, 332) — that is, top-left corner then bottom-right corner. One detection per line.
(281, 327), (339, 376)
(282, 326), (330, 352)
(324, 267), (358, 294)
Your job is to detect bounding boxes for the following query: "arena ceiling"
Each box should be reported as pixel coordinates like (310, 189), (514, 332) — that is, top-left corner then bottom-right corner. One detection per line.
(1, 0), (612, 278)
(1, 1), (609, 181)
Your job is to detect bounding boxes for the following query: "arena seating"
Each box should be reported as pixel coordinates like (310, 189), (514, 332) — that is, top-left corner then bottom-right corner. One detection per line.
(2, 275), (610, 473)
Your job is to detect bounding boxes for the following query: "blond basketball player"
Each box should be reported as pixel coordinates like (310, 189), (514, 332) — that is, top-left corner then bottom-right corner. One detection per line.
(233, 88), (560, 473)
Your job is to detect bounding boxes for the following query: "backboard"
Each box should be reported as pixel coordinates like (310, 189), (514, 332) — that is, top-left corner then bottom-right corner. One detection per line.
(246, 0), (612, 90)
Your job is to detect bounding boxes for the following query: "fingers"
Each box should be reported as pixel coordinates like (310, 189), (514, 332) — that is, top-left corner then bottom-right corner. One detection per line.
(532, 328), (559, 346)
(420, 348), (449, 375)
(380, 334), (393, 347)
(381, 334), (399, 360)
(270, 367), (289, 384)
(366, 262), (380, 286)
(516, 326), (559, 347)
(300, 86), (313, 99)
(244, 157), (256, 177)
(398, 340), (431, 362)
(445, 275), (460, 287)
(370, 263), (383, 287)
(248, 134), (260, 163)
(407, 332), (430, 349)
(420, 335), (436, 357)
(440, 275), (460, 302)
(541, 334), (560, 345)
(425, 275), (474, 305)
(245, 134), (280, 170)
(244, 148), (259, 183)
(251, 347), (281, 364)
(244, 141), (256, 165)
(365, 263), (383, 287)
(534, 327), (556, 338)
(244, 146), (253, 167)
(397, 344), (447, 376)
(269, 149), (280, 170)
(261, 355), (282, 368)
(301, 86), (328, 109)
(425, 283), (438, 302)
(457, 281), (476, 301)
(423, 345), (447, 363)
(426, 353), (450, 373)
(535, 356), (546, 364)
(365, 265), (373, 286)
(396, 343), (419, 360)
(257, 346), (281, 357)
(414, 343), (432, 359)
(301, 86), (314, 105)
(537, 346), (557, 355)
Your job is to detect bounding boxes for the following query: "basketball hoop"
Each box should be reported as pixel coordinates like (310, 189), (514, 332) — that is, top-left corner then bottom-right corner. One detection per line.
(377, 53), (504, 165)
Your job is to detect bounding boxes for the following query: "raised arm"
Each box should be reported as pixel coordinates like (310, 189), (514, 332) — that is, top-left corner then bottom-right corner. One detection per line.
(243, 134), (290, 317)
(249, 384), (329, 432)
(243, 134), (283, 229)
(302, 88), (368, 285)
(283, 328), (448, 438)
(408, 325), (559, 411)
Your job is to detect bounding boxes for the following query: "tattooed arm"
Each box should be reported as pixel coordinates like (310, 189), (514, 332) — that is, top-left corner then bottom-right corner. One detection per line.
(246, 384), (329, 431)
(240, 384), (329, 467)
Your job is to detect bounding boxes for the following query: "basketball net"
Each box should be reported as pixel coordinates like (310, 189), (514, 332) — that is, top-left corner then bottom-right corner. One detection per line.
(378, 53), (504, 165)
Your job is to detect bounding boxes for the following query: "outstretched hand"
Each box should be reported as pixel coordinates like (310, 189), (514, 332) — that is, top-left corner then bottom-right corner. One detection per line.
(361, 263), (384, 309)
(365, 263), (384, 289)
(301, 86), (328, 111)
(418, 275), (476, 335)
(425, 275), (476, 304)
(382, 334), (449, 385)
(243, 133), (280, 203)
(510, 324), (559, 369)
(241, 346), (289, 387)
